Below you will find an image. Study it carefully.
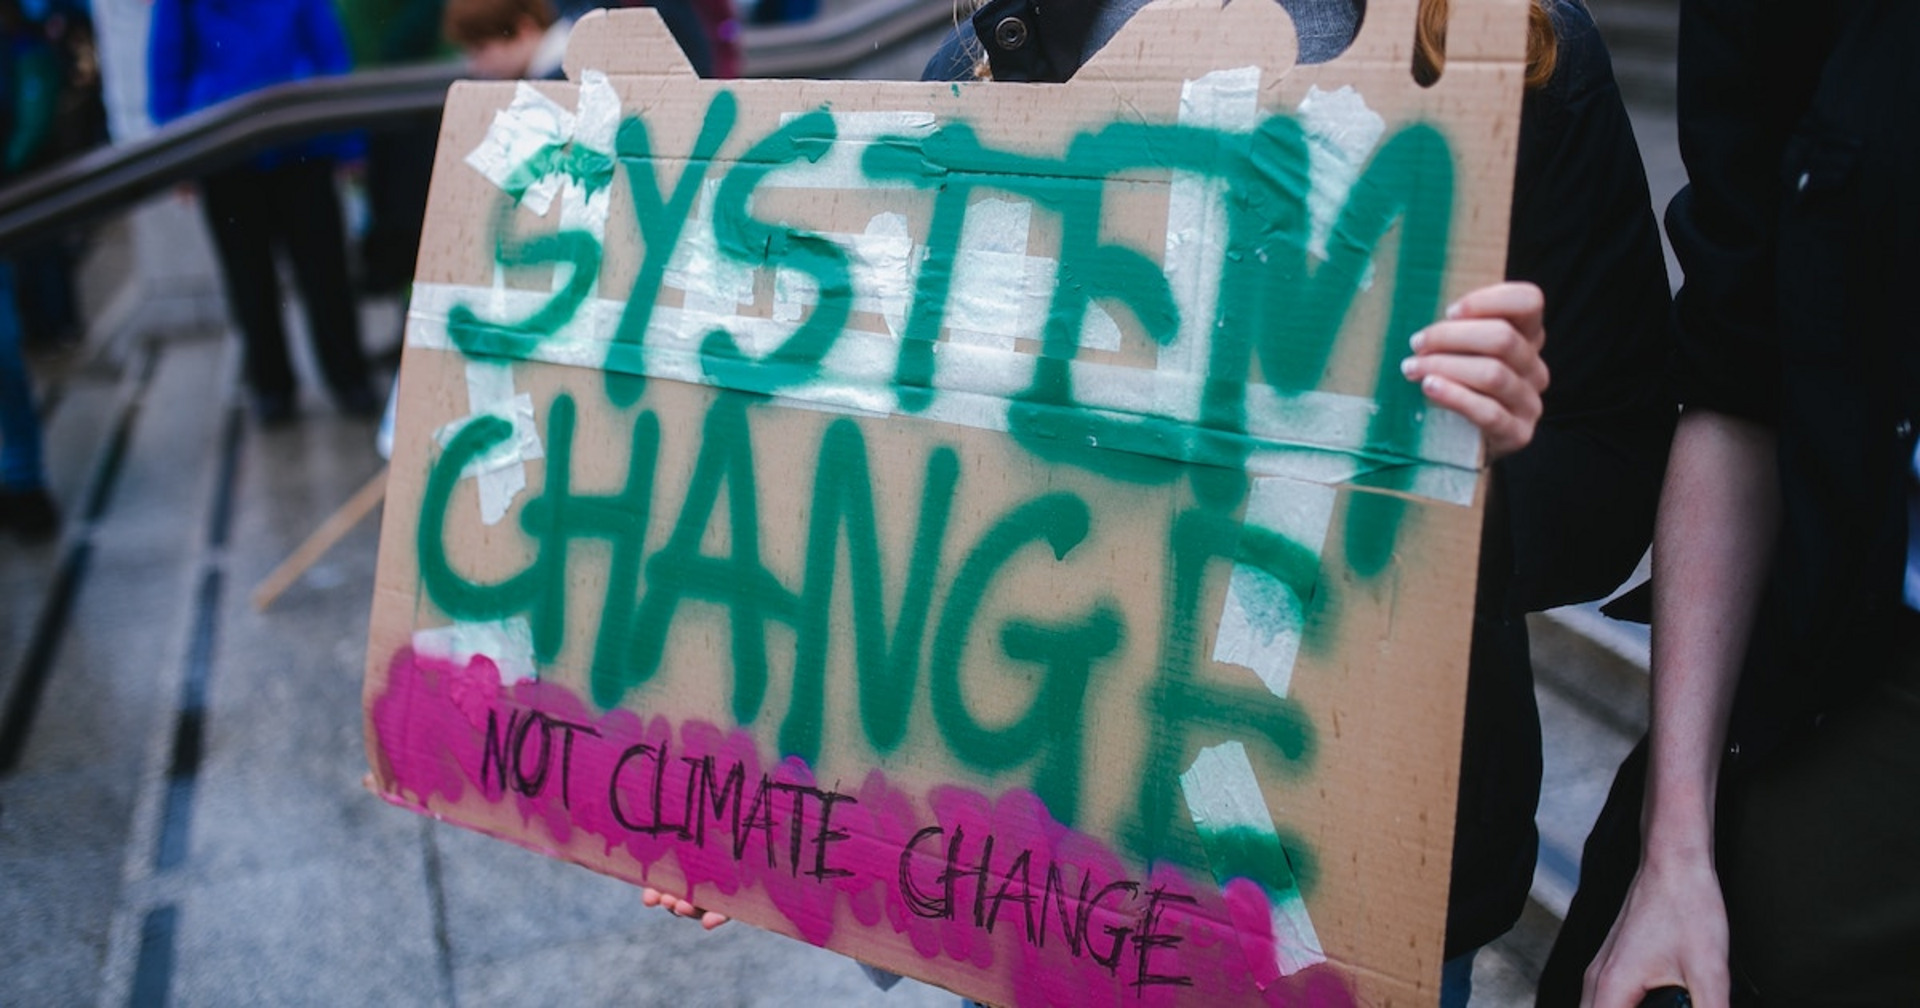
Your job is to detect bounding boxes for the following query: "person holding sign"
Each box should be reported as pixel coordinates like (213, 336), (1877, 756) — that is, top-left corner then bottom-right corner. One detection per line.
(1539, 3), (1920, 1006)
(642, 5), (1675, 1008)
(927, 4), (1672, 1004)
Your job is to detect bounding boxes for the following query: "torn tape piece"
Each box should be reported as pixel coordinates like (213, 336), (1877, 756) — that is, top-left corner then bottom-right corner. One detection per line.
(465, 81), (576, 214)
(771, 213), (918, 328)
(1418, 402), (1483, 472)
(434, 359), (542, 526)
(572, 70), (621, 155)
(1180, 65), (1262, 130)
(1179, 741), (1326, 982)
(413, 617), (537, 683)
(949, 198), (1034, 349)
(1213, 477), (1336, 697)
(412, 616), (539, 732)
(1298, 85), (1386, 268)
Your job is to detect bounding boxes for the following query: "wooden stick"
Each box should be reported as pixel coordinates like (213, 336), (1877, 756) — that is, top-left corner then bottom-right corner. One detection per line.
(251, 465), (389, 612)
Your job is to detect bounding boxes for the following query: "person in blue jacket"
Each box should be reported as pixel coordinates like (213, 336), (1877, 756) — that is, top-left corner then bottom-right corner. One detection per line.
(149, 0), (379, 424)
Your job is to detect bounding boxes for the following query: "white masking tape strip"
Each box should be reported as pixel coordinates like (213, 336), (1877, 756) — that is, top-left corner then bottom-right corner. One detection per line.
(1213, 477), (1336, 698)
(950, 199), (1044, 351)
(404, 283), (1476, 501)
(1179, 742), (1326, 978)
(412, 616), (538, 685)
(572, 70), (621, 156)
(767, 110), (938, 191)
(1161, 67), (1261, 421)
(1298, 85), (1387, 269)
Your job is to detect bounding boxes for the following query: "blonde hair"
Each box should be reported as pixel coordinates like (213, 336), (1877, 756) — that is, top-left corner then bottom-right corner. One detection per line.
(1415, 0), (1559, 89)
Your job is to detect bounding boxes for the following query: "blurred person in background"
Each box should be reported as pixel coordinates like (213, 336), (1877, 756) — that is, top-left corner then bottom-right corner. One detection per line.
(444, 0), (574, 79)
(3, 0), (86, 353)
(446, 0), (713, 79)
(148, 0), (380, 425)
(0, 0), (64, 538)
(743, 0), (811, 27)
(688, 0), (739, 79)
(0, 273), (52, 538)
(335, 0), (449, 331)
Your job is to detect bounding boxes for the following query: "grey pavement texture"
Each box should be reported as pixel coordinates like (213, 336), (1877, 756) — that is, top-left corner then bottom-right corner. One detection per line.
(1, 2), (1682, 1006)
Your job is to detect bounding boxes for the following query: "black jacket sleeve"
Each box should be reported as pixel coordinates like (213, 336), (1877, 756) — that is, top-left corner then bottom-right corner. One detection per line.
(1663, 0), (1843, 425)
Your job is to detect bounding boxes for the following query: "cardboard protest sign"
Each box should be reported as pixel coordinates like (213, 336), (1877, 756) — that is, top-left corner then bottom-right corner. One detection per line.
(364, 2), (1526, 1003)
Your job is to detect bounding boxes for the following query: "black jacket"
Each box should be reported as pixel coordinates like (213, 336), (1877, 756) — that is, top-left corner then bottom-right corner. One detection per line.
(1666, 0), (1920, 758)
(924, 0), (1675, 957)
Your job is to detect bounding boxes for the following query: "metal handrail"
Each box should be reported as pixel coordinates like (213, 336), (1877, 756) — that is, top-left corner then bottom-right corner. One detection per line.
(0, 63), (458, 254)
(0, 0), (959, 253)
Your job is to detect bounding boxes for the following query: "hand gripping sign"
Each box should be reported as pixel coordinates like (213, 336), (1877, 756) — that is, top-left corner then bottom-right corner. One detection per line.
(364, 2), (1527, 1003)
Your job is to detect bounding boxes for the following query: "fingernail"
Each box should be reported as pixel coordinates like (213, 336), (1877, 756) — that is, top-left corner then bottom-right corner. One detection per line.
(1409, 329), (1427, 351)
(1444, 300), (1464, 319)
(1423, 375), (1443, 393)
(1400, 356), (1418, 378)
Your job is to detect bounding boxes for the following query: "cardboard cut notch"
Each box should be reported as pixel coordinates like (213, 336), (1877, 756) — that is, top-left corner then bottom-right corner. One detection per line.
(561, 8), (698, 81)
(364, 2), (1527, 1004)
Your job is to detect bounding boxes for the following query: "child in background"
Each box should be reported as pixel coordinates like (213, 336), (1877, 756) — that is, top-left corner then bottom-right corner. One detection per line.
(444, 0), (572, 80)
(446, 0), (713, 80)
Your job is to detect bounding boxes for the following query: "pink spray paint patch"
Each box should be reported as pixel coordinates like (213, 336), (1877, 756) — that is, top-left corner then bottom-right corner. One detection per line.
(1222, 876), (1284, 989)
(367, 646), (1356, 1007)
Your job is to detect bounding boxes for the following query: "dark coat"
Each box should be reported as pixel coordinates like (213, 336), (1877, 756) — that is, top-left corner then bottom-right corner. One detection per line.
(1665, 0), (1920, 757)
(1539, 6), (1920, 1000)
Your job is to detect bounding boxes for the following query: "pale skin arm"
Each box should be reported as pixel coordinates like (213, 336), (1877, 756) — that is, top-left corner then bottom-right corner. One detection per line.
(639, 281), (1549, 932)
(1401, 281), (1550, 461)
(1583, 408), (1780, 1008)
